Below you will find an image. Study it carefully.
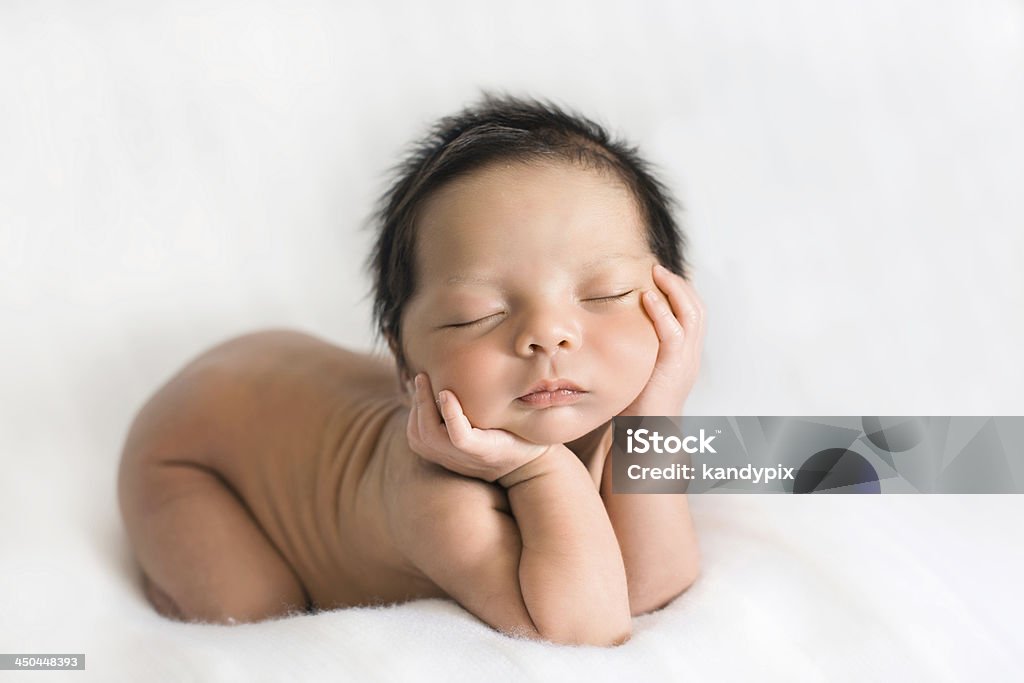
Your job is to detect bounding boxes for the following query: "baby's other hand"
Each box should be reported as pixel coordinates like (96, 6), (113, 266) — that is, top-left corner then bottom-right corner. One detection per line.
(620, 264), (706, 417)
(406, 373), (552, 483)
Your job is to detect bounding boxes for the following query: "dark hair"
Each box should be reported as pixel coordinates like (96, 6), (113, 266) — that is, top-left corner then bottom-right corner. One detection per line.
(363, 90), (688, 381)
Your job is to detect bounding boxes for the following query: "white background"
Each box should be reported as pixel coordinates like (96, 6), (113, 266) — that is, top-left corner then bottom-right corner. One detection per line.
(0, 1), (1021, 681)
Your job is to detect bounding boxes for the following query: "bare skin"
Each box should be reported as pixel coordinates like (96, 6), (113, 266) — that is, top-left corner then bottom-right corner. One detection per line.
(118, 160), (706, 643)
(118, 329), (614, 620)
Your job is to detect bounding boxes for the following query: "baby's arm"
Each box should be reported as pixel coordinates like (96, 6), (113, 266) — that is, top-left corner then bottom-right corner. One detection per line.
(497, 444), (632, 645)
(597, 265), (705, 615)
(399, 375), (631, 646)
(594, 445), (700, 616)
(391, 448), (631, 646)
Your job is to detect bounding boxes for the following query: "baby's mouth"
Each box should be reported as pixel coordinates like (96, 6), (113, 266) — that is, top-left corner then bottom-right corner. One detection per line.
(516, 380), (587, 408)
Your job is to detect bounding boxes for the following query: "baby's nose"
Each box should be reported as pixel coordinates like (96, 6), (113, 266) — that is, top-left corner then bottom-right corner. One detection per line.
(515, 312), (581, 357)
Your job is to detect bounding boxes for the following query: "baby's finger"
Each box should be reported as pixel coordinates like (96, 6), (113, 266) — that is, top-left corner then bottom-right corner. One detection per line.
(674, 277), (708, 363)
(677, 277), (706, 321)
(642, 288), (685, 354)
(436, 390), (475, 449)
(406, 384), (424, 447)
(414, 374), (446, 444)
(676, 278), (707, 339)
(653, 264), (703, 332)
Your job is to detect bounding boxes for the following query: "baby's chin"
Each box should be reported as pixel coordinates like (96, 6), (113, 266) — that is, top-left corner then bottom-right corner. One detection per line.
(501, 409), (613, 446)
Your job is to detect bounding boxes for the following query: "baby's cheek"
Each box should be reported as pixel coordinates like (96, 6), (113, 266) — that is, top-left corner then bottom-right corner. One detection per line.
(616, 314), (658, 365)
(427, 348), (504, 425)
(603, 320), (659, 399)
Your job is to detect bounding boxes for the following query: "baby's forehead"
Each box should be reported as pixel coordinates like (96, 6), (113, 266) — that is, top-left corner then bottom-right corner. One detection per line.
(416, 174), (645, 245)
(415, 251), (653, 294)
(412, 227), (651, 284)
(438, 159), (633, 201)
(408, 159), (649, 279)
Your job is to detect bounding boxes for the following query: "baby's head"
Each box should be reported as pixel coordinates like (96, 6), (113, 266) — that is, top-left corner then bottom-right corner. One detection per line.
(365, 92), (688, 445)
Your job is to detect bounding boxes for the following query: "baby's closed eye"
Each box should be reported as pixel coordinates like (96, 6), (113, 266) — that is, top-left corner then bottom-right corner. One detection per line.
(445, 290), (638, 329)
(585, 289), (636, 302)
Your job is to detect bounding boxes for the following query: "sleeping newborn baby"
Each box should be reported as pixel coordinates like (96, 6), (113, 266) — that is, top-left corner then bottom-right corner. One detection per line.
(117, 93), (706, 647)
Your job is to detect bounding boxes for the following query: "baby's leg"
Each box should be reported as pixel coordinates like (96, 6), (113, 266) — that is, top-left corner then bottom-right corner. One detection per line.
(119, 458), (310, 624)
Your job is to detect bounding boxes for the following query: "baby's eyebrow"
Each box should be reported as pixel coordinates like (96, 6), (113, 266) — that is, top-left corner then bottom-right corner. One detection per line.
(444, 253), (645, 286)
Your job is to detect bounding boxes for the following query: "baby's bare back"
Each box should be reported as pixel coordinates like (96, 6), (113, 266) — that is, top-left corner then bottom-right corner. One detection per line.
(119, 329), (450, 619)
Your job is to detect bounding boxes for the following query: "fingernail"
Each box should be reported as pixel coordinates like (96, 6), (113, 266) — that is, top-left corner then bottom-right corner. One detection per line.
(438, 391), (448, 405)
(414, 374), (422, 390)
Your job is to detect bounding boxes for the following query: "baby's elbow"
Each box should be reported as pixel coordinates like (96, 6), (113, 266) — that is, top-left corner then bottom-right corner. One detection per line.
(607, 624), (633, 647)
(536, 617), (632, 648)
(493, 596), (631, 647)
(629, 560), (701, 618)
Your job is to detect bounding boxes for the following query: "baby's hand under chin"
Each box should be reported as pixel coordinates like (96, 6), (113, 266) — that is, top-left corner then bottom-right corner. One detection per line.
(406, 373), (553, 483)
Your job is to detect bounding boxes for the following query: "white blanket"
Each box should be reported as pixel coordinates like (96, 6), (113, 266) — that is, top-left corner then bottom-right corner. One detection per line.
(1, 0), (1021, 680)
(2, 479), (1019, 681)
